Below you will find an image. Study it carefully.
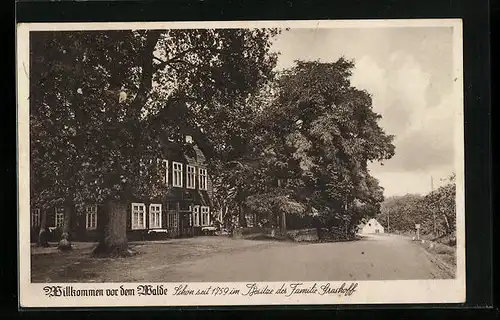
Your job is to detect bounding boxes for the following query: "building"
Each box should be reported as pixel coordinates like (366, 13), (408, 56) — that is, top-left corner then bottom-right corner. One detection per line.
(358, 218), (385, 234)
(30, 135), (214, 242)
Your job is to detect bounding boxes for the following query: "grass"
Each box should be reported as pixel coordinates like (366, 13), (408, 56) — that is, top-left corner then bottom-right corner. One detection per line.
(414, 239), (456, 275)
(428, 243), (456, 267)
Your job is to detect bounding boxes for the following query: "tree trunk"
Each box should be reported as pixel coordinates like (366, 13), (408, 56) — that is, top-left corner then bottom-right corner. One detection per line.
(281, 211), (287, 232)
(93, 199), (134, 257)
(58, 201), (73, 251)
(344, 220), (348, 239)
(37, 208), (49, 247)
(442, 214), (451, 234)
(238, 202), (247, 228)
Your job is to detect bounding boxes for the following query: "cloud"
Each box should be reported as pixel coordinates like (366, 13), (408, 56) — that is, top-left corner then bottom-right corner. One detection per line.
(352, 51), (454, 173)
(370, 169), (453, 198)
(271, 27), (457, 196)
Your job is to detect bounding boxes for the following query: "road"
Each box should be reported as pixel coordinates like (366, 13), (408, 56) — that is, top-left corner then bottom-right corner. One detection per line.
(144, 234), (454, 282)
(31, 233), (454, 282)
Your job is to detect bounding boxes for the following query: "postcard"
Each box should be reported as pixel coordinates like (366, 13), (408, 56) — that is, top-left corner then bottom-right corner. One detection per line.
(17, 19), (465, 307)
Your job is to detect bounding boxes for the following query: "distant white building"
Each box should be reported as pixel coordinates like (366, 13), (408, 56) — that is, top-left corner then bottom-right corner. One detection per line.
(358, 218), (385, 234)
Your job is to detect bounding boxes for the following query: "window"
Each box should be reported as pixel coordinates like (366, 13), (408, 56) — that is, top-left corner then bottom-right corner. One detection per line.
(167, 212), (178, 229)
(32, 209), (40, 227)
(172, 162), (183, 187)
(131, 203), (146, 230)
(55, 208), (64, 228)
(192, 205), (200, 227)
(86, 204), (97, 230)
(199, 168), (208, 190)
(186, 165), (196, 189)
(149, 204), (162, 229)
(157, 159), (168, 184)
(201, 206), (210, 226)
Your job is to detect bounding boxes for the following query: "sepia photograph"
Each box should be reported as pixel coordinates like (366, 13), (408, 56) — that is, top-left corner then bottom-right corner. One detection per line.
(17, 19), (465, 307)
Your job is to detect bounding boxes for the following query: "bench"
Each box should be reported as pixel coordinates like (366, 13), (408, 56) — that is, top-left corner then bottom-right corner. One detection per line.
(201, 226), (217, 236)
(148, 229), (169, 235)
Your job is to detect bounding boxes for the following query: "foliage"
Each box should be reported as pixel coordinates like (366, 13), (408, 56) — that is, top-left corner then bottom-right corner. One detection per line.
(377, 174), (456, 237)
(30, 29), (279, 210)
(31, 30), (395, 240)
(378, 194), (425, 233)
(240, 59), (395, 230)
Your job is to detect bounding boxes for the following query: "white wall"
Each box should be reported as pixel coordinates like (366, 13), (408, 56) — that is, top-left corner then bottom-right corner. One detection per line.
(360, 219), (385, 234)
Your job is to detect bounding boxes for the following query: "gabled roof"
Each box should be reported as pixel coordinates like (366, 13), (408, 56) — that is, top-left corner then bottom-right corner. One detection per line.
(358, 218), (383, 229)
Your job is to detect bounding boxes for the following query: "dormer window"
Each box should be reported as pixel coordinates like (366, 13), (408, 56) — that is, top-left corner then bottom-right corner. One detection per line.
(186, 165), (196, 189)
(199, 168), (208, 190)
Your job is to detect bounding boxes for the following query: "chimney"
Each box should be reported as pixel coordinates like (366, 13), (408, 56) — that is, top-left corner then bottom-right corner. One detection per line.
(185, 135), (193, 144)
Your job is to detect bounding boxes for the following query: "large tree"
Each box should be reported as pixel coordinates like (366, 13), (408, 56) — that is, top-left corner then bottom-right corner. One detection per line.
(249, 59), (395, 233)
(30, 29), (279, 256)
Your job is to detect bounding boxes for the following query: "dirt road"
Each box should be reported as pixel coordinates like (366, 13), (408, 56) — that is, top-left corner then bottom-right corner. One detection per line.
(31, 234), (454, 282)
(138, 234), (454, 282)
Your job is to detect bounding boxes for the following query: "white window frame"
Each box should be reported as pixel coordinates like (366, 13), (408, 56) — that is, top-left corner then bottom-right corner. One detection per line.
(199, 168), (208, 190)
(55, 207), (64, 228)
(131, 203), (146, 230)
(186, 165), (196, 189)
(172, 162), (183, 187)
(85, 204), (98, 230)
(192, 205), (200, 227)
(157, 159), (168, 185)
(32, 208), (40, 227)
(201, 206), (210, 226)
(149, 204), (162, 229)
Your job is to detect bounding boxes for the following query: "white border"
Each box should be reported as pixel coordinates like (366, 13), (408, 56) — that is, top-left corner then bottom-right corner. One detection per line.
(17, 19), (465, 308)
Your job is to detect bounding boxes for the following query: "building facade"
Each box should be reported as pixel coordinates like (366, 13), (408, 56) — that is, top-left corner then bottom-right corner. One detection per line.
(30, 135), (214, 242)
(358, 218), (385, 234)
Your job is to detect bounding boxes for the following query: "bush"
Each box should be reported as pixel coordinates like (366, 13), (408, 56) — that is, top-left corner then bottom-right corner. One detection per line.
(317, 226), (356, 242)
(48, 227), (62, 242)
(286, 228), (318, 242)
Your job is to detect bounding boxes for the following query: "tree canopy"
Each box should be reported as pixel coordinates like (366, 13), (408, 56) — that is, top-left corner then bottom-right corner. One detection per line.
(31, 29), (397, 247)
(30, 29), (279, 252)
(377, 173), (457, 237)
(240, 60), (394, 230)
(30, 29), (279, 208)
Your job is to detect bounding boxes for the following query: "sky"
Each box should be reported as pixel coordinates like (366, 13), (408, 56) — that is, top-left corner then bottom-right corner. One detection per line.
(269, 27), (459, 197)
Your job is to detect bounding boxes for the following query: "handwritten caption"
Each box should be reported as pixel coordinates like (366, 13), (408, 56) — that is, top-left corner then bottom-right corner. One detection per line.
(42, 282), (358, 299)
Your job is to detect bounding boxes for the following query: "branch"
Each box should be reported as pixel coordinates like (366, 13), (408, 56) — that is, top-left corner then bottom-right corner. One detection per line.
(154, 45), (212, 71)
(129, 30), (162, 116)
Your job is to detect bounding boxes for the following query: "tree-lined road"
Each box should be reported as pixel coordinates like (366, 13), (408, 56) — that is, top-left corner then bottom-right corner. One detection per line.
(32, 234), (454, 282)
(153, 234), (454, 282)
